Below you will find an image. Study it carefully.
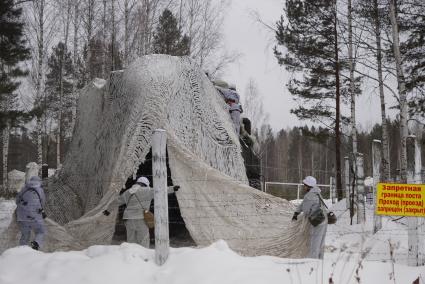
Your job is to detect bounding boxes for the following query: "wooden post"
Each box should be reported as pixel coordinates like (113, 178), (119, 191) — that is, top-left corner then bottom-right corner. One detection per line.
(25, 162), (40, 182)
(356, 153), (365, 224)
(152, 129), (169, 265)
(296, 184), (300, 200)
(372, 140), (382, 233)
(330, 176), (335, 204)
(407, 135), (419, 266)
(345, 156), (350, 209)
(413, 128), (424, 266)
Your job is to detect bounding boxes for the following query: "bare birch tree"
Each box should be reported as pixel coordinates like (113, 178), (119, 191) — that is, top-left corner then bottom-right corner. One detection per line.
(70, 0), (81, 132)
(243, 79), (269, 135)
(54, 0), (72, 167)
(388, 0), (408, 183)
(373, 0), (391, 181)
(347, 0), (358, 156)
(23, 0), (57, 171)
(81, 0), (97, 82)
(178, 0), (236, 75)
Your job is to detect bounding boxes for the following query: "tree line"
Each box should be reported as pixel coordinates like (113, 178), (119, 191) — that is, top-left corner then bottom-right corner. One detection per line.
(273, 0), (424, 201)
(0, 0), (235, 194)
(258, 121), (425, 187)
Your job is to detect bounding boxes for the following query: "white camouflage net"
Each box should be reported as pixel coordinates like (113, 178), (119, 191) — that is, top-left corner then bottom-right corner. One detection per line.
(1, 55), (309, 257)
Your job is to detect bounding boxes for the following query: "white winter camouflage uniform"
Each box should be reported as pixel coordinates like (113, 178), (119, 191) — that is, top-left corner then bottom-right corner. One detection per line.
(108, 184), (175, 247)
(295, 186), (327, 259)
(229, 102), (242, 135)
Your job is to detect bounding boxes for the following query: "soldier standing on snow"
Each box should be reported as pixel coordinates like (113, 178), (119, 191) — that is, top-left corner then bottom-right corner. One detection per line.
(292, 176), (328, 259)
(16, 176), (47, 250)
(103, 176), (179, 248)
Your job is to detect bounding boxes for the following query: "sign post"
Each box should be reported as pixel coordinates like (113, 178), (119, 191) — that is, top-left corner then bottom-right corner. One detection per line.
(372, 140), (382, 233)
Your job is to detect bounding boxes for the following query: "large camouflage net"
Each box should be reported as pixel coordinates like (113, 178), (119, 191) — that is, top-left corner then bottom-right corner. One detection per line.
(0, 55), (309, 257)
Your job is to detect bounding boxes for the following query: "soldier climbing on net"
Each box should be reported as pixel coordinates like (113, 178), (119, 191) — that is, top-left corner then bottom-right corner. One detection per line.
(212, 80), (243, 135)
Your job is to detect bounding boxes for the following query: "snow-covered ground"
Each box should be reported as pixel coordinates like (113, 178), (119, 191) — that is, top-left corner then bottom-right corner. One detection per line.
(0, 198), (424, 284)
(0, 198), (16, 236)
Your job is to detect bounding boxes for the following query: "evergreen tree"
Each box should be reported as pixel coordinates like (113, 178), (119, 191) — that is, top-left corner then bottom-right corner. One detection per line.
(0, 0), (30, 128)
(400, 0), (425, 115)
(274, 0), (346, 199)
(45, 42), (74, 141)
(153, 9), (190, 56)
(81, 37), (123, 83)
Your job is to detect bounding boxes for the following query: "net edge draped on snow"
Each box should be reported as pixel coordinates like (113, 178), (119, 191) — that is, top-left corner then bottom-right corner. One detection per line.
(0, 55), (309, 257)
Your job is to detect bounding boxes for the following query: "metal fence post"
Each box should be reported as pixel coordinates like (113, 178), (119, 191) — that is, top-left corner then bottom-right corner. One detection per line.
(413, 128), (425, 266)
(329, 176), (335, 203)
(407, 135), (419, 266)
(345, 157), (350, 209)
(356, 153), (365, 224)
(372, 140), (382, 233)
(297, 184), (300, 200)
(153, 129), (169, 265)
(407, 134), (424, 266)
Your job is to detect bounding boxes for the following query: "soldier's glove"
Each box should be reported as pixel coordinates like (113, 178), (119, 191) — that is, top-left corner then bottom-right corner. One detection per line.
(103, 210), (110, 216)
(38, 208), (47, 219)
(173, 185), (180, 192)
(292, 212), (299, 221)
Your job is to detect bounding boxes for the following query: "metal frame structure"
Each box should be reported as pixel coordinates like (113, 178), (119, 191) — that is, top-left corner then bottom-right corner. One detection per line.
(264, 179), (335, 202)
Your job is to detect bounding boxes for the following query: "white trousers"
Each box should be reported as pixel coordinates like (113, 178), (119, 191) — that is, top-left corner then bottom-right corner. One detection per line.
(230, 111), (241, 135)
(308, 220), (327, 259)
(125, 219), (150, 248)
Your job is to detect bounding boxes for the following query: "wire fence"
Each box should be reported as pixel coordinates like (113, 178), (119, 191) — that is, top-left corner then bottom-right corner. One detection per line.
(1, 193), (424, 265)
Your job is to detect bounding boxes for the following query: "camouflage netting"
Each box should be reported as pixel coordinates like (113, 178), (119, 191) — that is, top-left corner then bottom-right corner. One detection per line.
(0, 55), (309, 256)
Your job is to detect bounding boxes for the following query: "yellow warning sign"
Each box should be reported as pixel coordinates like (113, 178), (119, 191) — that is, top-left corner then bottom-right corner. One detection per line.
(376, 183), (425, 217)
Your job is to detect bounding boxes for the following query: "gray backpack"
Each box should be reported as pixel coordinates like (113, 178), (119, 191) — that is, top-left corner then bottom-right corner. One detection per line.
(308, 206), (325, 227)
(309, 193), (337, 226)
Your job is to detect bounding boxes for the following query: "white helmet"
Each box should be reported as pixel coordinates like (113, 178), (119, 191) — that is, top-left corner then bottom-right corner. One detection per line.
(302, 176), (317, 187)
(229, 83), (236, 91)
(136, 176), (150, 187)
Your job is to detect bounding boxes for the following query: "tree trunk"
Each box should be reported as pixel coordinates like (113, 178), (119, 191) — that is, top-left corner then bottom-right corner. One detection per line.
(2, 122), (10, 195)
(37, 117), (43, 172)
(111, 0), (116, 71)
(348, 0), (357, 155)
(86, 0), (94, 81)
(373, 0), (390, 181)
(71, 0), (79, 133)
(37, 0), (45, 170)
(334, 1), (343, 200)
(57, 0), (72, 168)
(124, 0), (129, 66)
(102, 0), (107, 78)
(389, 0), (408, 183)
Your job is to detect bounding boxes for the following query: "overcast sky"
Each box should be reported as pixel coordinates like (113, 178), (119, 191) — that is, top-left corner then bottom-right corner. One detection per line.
(221, 0), (398, 132)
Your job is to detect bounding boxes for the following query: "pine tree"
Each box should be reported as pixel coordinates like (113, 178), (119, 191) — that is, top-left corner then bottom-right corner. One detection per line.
(1, 0), (30, 194)
(400, 0), (425, 115)
(0, 0), (30, 127)
(274, 0), (346, 200)
(355, 0), (392, 181)
(45, 41), (75, 159)
(153, 9), (190, 56)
